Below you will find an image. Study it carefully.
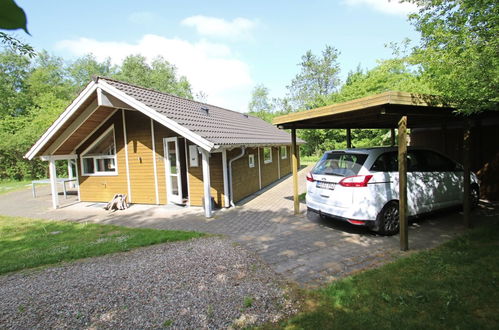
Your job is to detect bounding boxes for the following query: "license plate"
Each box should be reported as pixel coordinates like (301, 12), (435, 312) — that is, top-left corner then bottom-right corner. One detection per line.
(316, 181), (336, 190)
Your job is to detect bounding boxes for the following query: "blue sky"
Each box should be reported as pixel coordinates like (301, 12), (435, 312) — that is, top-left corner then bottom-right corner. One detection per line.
(16, 0), (419, 111)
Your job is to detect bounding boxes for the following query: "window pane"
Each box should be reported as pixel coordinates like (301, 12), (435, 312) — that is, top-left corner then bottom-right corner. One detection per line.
(96, 158), (115, 172)
(83, 158), (94, 174)
(371, 152), (397, 172)
(171, 176), (179, 195)
(168, 141), (177, 174)
(280, 146), (287, 159)
(264, 148), (272, 162)
(85, 129), (115, 156)
(313, 152), (368, 177)
(420, 150), (456, 171)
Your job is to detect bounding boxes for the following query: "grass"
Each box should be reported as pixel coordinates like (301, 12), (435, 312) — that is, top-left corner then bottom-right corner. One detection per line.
(0, 179), (33, 195)
(0, 215), (205, 275)
(274, 219), (499, 329)
(243, 296), (254, 309)
(300, 155), (320, 166)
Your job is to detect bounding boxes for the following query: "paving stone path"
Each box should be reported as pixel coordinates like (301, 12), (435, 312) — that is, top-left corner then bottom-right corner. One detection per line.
(1, 168), (497, 286)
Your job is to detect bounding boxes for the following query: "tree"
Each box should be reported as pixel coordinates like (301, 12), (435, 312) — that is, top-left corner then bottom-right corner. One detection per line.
(287, 45), (341, 109)
(295, 53), (435, 155)
(0, 51), (73, 180)
(114, 55), (193, 99)
(0, 50), (198, 180)
(0, 32), (35, 58)
(404, 0), (499, 113)
(248, 84), (275, 122)
(329, 57), (435, 104)
(0, 50), (31, 117)
(68, 54), (114, 91)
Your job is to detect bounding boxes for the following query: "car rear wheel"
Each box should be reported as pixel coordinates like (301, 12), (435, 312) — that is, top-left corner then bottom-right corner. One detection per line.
(374, 201), (399, 236)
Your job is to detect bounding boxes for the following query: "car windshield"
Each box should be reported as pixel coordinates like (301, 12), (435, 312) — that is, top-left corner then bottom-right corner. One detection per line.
(312, 152), (368, 177)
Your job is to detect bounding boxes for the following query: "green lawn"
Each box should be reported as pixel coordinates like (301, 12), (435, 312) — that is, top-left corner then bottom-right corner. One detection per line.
(277, 219), (499, 329)
(0, 216), (205, 275)
(0, 180), (33, 195)
(300, 155), (320, 166)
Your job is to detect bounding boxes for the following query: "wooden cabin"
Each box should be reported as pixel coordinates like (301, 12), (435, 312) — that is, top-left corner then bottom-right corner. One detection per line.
(25, 77), (303, 216)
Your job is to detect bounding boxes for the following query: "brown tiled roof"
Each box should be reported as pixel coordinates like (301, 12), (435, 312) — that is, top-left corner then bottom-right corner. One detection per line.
(98, 77), (304, 147)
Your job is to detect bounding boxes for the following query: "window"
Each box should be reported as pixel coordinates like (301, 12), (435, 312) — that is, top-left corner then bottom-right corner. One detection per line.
(371, 152), (398, 172)
(81, 126), (117, 176)
(248, 154), (255, 168)
(416, 150), (459, 172)
(263, 147), (272, 164)
(313, 152), (368, 177)
(280, 146), (287, 159)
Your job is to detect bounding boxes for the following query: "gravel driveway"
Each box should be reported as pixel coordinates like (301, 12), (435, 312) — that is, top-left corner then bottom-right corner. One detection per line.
(0, 237), (297, 329)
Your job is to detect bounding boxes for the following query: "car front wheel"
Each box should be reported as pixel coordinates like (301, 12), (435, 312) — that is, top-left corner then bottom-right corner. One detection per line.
(374, 201), (400, 236)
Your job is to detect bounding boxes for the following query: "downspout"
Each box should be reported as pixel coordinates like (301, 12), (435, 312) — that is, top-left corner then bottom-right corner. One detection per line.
(228, 146), (246, 207)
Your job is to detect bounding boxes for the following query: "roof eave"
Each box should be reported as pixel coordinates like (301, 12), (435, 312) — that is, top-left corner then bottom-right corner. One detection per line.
(24, 81), (98, 160)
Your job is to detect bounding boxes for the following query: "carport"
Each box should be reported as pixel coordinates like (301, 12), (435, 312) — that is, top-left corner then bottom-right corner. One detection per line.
(273, 91), (489, 250)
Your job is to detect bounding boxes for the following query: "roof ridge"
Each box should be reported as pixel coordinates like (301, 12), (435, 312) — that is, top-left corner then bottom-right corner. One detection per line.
(96, 75), (261, 121)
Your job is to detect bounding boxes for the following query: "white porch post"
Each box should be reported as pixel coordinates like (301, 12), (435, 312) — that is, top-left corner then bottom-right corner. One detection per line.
(222, 149), (230, 208)
(48, 157), (59, 209)
(74, 158), (81, 201)
(67, 159), (75, 188)
(201, 150), (212, 217)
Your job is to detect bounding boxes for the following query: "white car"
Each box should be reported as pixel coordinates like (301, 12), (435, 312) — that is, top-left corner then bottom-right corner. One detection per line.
(306, 147), (480, 235)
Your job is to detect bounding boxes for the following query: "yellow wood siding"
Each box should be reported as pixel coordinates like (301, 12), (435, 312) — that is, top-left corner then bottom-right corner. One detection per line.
(187, 145), (226, 207)
(77, 110), (293, 206)
(279, 146), (292, 177)
(125, 111), (156, 204)
(77, 112), (128, 202)
(260, 147), (279, 187)
(230, 147), (260, 202)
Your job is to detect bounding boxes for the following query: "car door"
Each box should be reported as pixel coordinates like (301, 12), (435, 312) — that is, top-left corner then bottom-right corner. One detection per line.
(420, 150), (462, 207)
(406, 151), (434, 214)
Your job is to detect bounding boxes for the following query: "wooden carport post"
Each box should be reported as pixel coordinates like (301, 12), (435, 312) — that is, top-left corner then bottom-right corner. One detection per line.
(463, 123), (471, 228)
(346, 128), (352, 148)
(291, 127), (299, 215)
(398, 116), (409, 251)
(390, 128), (396, 146)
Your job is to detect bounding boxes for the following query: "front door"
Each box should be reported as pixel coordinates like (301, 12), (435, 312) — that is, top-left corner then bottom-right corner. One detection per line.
(163, 137), (183, 204)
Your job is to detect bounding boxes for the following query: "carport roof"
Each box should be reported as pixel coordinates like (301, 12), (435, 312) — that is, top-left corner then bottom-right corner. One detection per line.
(273, 91), (464, 129)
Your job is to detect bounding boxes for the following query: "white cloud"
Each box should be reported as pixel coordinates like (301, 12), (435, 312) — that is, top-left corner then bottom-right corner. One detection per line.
(56, 34), (253, 111)
(342, 0), (418, 16)
(181, 15), (259, 40)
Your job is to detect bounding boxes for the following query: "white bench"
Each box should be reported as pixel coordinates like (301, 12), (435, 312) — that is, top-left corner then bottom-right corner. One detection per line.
(32, 178), (78, 199)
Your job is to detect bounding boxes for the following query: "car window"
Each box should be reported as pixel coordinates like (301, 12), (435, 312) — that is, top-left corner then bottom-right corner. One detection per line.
(371, 152), (397, 172)
(370, 151), (429, 172)
(313, 152), (368, 177)
(417, 150), (458, 172)
(407, 151), (424, 172)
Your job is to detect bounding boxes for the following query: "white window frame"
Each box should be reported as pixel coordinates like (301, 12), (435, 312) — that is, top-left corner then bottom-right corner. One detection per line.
(280, 146), (288, 159)
(248, 154), (255, 168)
(80, 125), (118, 176)
(263, 147), (272, 164)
